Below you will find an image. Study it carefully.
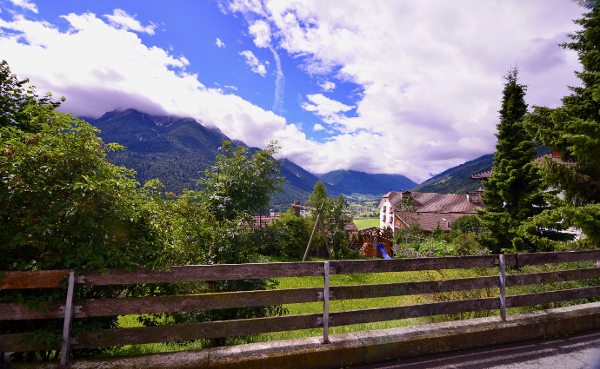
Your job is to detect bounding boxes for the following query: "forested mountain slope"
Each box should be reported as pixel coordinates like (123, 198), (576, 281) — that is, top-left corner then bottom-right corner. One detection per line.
(320, 170), (418, 196)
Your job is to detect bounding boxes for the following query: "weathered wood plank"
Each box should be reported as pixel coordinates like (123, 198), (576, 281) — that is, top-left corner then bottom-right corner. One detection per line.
(1, 275), (501, 320)
(71, 314), (322, 349)
(83, 262), (324, 285)
(73, 288), (321, 318)
(331, 298), (499, 327)
(506, 268), (600, 287)
(0, 270), (68, 289)
(0, 333), (60, 352)
(510, 250), (600, 266)
(506, 286), (600, 308)
(331, 276), (499, 301)
(0, 302), (63, 320)
(331, 255), (498, 274)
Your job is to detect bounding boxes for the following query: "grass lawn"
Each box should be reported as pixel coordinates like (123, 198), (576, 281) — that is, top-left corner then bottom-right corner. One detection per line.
(353, 217), (380, 230)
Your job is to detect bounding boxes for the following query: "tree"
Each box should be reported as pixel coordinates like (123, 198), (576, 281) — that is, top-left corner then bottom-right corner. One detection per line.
(524, 4), (600, 248)
(198, 140), (284, 223)
(0, 60), (62, 133)
(476, 68), (548, 253)
(0, 61), (177, 360)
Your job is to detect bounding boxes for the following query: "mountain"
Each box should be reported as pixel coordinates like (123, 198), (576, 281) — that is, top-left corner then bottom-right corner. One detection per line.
(83, 109), (431, 210)
(411, 154), (494, 194)
(84, 109), (225, 194)
(411, 146), (552, 194)
(320, 170), (418, 196)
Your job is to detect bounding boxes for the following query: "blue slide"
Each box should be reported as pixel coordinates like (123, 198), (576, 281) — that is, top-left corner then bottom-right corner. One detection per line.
(377, 243), (392, 259)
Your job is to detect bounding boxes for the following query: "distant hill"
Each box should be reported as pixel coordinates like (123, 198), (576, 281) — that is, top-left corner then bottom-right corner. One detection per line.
(411, 154), (494, 194)
(412, 146), (552, 194)
(320, 170), (418, 196)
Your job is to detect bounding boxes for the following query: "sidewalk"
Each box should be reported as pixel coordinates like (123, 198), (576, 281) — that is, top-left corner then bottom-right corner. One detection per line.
(351, 328), (600, 369)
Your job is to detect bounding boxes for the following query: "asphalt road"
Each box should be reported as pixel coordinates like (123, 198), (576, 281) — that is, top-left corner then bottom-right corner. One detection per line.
(350, 329), (600, 369)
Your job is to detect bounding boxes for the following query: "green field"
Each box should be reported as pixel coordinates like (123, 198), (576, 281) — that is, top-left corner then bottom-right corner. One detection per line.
(353, 217), (380, 230)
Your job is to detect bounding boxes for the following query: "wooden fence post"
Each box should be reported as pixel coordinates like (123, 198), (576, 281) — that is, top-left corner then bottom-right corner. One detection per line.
(499, 254), (506, 321)
(59, 270), (85, 367)
(320, 261), (331, 344)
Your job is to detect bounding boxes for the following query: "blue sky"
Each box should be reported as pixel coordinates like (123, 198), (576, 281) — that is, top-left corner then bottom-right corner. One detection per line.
(0, 0), (587, 182)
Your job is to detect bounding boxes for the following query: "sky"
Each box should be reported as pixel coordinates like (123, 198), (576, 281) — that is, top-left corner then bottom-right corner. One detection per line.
(0, 0), (587, 183)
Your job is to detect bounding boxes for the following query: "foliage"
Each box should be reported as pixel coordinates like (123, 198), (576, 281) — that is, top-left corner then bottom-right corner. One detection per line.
(393, 197), (423, 244)
(304, 181), (355, 259)
(476, 68), (551, 253)
(199, 140), (284, 223)
(263, 208), (311, 259)
(0, 60), (63, 133)
(524, 5), (600, 249)
(450, 232), (486, 256)
(0, 62), (184, 361)
(449, 215), (482, 239)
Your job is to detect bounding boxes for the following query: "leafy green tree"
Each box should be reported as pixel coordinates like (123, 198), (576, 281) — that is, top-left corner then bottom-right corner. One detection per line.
(194, 140), (288, 345)
(450, 215), (482, 238)
(262, 208), (311, 259)
(0, 62), (177, 360)
(523, 4), (600, 249)
(199, 140), (284, 223)
(0, 60), (62, 133)
(307, 180), (330, 213)
(476, 68), (547, 253)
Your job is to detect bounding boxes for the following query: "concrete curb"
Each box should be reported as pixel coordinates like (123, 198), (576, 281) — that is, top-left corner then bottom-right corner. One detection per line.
(8, 302), (600, 369)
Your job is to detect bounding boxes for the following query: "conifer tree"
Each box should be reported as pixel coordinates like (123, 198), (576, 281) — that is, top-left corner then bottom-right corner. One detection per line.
(477, 68), (547, 253)
(525, 3), (600, 247)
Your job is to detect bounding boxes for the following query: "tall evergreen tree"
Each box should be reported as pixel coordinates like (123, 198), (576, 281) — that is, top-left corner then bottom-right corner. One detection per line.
(525, 3), (600, 247)
(477, 68), (547, 253)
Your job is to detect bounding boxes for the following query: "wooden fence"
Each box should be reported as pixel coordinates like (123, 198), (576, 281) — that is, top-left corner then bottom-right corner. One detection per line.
(2, 250), (600, 366)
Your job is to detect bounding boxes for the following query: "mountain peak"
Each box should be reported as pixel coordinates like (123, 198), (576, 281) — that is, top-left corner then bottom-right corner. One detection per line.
(98, 109), (194, 127)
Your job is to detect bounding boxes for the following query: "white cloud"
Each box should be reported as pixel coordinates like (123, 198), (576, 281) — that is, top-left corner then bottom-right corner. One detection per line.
(0, 2), (587, 183)
(313, 123), (325, 131)
(103, 9), (156, 35)
(320, 81), (335, 92)
(9, 0), (37, 13)
(216, 38), (225, 48)
(229, 0), (584, 182)
(0, 11), (285, 149)
(225, 85), (238, 90)
(249, 20), (271, 48)
(302, 94), (354, 124)
(239, 50), (267, 76)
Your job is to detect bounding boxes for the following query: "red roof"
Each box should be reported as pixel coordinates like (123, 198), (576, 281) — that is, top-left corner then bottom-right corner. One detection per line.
(379, 191), (484, 233)
(398, 212), (473, 232)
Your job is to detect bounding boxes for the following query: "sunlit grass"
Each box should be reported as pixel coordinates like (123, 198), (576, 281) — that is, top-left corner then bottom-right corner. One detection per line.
(353, 217), (380, 230)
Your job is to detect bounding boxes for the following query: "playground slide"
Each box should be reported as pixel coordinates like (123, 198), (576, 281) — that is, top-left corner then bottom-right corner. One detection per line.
(377, 243), (392, 259)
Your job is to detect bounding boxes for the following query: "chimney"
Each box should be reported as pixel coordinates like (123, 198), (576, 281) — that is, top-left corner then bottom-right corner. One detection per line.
(467, 191), (479, 203)
(401, 190), (411, 200)
(292, 200), (301, 217)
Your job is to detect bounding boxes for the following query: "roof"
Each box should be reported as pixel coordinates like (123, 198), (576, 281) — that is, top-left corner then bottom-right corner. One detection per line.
(470, 170), (493, 180)
(250, 215), (280, 226)
(379, 191), (483, 214)
(397, 212), (474, 232)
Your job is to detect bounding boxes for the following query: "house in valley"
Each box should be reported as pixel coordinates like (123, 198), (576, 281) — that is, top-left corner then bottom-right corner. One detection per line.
(378, 190), (484, 235)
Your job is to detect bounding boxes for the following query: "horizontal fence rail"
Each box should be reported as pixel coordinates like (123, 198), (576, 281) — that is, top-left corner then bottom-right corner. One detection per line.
(2, 250), (600, 365)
